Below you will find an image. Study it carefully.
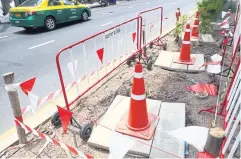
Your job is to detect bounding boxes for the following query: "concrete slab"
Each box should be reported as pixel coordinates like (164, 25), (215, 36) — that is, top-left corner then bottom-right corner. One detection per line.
(188, 54), (205, 72)
(88, 95), (162, 157)
(150, 102), (185, 158)
(154, 51), (175, 69)
(171, 53), (188, 71)
(200, 34), (215, 43)
(154, 51), (204, 72)
(210, 22), (221, 31)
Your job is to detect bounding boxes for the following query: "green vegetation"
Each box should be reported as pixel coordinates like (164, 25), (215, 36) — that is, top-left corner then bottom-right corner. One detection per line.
(197, 0), (224, 34)
(173, 15), (189, 42)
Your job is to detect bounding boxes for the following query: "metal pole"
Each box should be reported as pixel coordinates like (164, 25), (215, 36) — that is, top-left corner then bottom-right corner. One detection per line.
(3, 72), (27, 144)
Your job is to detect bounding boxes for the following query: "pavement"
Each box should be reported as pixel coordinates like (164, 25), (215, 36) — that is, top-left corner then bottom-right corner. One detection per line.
(0, 0), (198, 137)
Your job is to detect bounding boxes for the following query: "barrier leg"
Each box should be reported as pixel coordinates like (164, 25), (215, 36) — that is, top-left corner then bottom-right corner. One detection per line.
(198, 104), (226, 117)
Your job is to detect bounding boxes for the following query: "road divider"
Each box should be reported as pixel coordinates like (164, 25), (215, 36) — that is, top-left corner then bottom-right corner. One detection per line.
(100, 22), (114, 27)
(0, 36), (8, 39)
(28, 40), (55, 50)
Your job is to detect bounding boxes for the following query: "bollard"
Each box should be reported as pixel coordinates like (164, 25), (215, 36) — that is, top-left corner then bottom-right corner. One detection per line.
(3, 72), (27, 144)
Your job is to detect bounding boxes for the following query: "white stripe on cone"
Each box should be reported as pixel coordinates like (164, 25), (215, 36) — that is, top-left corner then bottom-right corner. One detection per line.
(131, 93), (146, 101)
(182, 41), (191, 44)
(133, 72), (143, 79)
(185, 29), (191, 32)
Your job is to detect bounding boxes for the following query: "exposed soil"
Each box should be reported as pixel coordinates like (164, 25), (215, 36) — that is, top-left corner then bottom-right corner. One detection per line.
(2, 13), (240, 159)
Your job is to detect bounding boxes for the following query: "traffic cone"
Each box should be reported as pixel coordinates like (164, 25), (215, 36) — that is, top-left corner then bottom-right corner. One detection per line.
(191, 11), (200, 39)
(115, 62), (158, 140)
(174, 23), (196, 65)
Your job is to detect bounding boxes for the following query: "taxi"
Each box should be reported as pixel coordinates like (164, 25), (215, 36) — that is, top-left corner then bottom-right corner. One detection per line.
(9, 0), (91, 31)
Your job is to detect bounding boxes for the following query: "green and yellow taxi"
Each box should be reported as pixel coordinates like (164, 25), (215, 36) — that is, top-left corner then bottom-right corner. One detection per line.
(9, 0), (91, 31)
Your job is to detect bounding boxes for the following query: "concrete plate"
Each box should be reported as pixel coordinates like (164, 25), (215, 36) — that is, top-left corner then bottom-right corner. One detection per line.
(150, 102), (185, 158)
(88, 95), (162, 157)
(154, 51), (205, 72)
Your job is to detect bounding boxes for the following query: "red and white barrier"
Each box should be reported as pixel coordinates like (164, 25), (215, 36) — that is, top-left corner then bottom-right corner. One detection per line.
(14, 119), (93, 159)
(138, 7), (163, 49)
(220, 62), (241, 158)
(234, 2), (240, 30)
(56, 17), (140, 110)
(197, 59), (240, 158)
(232, 14), (240, 56)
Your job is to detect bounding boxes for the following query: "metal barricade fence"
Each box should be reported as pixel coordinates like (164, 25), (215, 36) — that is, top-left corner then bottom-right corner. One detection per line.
(56, 17), (141, 110)
(234, 2), (240, 30)
(220, 60), (240, 158)
(138, 7), (163, 50)
(232, 10), (240, 56)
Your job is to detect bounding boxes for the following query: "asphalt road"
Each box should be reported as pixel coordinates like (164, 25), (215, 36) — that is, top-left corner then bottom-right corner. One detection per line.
(0, 0), (198, 135)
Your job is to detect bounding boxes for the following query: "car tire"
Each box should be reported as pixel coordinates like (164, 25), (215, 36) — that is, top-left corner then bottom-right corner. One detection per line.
(44, 16), (56, 31)
(81, 11), (89, 21)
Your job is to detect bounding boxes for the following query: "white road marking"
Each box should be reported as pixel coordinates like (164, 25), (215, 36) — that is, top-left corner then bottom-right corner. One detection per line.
(28, 40), (55, 50)
(0, 36), (8, 39)
(128, 6), (133, 8)
(100, 22), (114, 27)
(101, 12), (107, 14)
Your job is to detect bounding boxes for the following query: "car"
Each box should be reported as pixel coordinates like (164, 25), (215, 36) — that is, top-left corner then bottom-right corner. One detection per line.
(9, 0), (91, 31)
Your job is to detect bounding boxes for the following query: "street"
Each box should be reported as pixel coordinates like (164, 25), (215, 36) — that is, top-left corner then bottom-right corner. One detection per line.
(0, 0), (198, 135)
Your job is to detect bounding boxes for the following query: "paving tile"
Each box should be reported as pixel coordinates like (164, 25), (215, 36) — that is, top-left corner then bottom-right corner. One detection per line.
(150, 102), (185, 158)
(154, 51), (175, 69)
(188, 54), (205, 72)
(171, 53), (188, 71)
(88, 95), (161, 157)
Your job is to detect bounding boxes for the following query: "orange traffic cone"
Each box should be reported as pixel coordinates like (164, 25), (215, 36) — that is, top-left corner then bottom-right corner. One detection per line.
(174, 23), (196, 65)
(115, 62), (158, 140)
(191, 11), (200, 39)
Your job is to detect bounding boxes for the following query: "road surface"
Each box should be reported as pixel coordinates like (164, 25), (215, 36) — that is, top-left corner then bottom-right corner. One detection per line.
(0, 0), (198, 135)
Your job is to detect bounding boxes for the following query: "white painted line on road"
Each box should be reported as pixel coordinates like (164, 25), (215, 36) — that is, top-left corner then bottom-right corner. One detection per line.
(28, 40), (55, 50)
(100, 22), (114, 27)
(101, 12), (107, 15)
(0, 36), (8, 39)
(128, 6), (133, 8)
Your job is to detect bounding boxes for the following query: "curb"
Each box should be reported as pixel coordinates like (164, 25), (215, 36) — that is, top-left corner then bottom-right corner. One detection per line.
(0, 22), (10, 24)
(0, 8), (198, 154)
